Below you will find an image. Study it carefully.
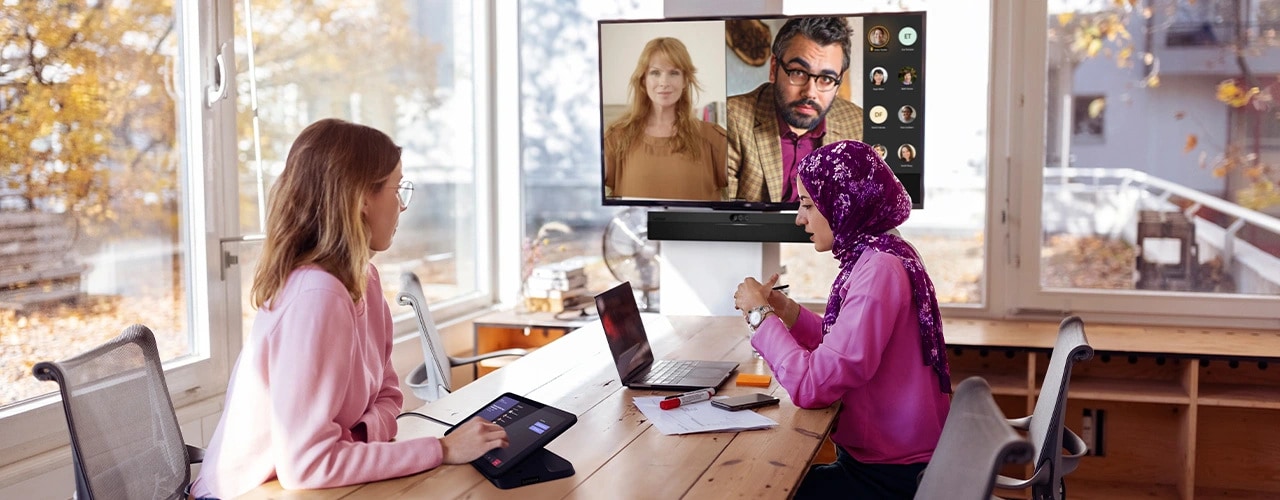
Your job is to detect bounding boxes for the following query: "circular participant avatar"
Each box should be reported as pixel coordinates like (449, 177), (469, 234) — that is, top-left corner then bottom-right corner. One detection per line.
(898, 105), (917, 124)
(899, 66), (918, 85)
(869, 67), (887, 86)
(869, 106), (889, 124)
(898, 143), (917, 162)
(898, 27), (918, 46)
(868, 26), (890, 48)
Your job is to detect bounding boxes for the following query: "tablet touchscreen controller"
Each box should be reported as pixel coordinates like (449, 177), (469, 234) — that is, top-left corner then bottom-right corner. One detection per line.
(449, 393), (577, 477)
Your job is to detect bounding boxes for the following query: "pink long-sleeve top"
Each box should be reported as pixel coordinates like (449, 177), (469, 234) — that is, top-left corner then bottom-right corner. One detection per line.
(191, 265), (441, 498)
(751, 251), (950, 465)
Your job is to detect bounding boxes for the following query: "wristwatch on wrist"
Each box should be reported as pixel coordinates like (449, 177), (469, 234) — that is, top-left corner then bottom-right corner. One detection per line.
(746, 304), (775, 331)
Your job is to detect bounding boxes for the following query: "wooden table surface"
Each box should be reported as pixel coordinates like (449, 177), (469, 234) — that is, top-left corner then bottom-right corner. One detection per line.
(240, 315), (838, 499)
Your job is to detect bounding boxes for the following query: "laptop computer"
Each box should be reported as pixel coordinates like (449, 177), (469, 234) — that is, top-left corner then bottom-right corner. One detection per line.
(594, 282), (739, 391)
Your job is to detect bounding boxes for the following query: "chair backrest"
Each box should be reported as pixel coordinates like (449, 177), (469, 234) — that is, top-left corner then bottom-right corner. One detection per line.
(32, 324), (191, 500)
(1029, 316), (1094, 492)
(916, 376), (1034, 500)
(397, 271), (451, 401)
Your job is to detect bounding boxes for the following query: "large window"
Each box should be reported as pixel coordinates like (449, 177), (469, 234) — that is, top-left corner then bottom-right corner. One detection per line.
(1027, 0), (1280, 323)
(0, 0), (232, 469)
(988, 0), (1280, 327)
(230, 0), (488, 337)
(0, 0), (493, 478)
(517, 0), (659, 297)
(0, 0), (192, 409)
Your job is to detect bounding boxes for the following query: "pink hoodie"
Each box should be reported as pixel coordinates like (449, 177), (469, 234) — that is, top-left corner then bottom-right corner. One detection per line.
(191, 265), (440, 498)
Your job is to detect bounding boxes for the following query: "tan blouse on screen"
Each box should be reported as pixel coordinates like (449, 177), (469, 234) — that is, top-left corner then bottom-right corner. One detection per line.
(605, 121), (728, 201)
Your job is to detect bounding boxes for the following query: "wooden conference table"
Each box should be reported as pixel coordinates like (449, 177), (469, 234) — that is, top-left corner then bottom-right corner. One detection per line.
(240, 315), (839, 499)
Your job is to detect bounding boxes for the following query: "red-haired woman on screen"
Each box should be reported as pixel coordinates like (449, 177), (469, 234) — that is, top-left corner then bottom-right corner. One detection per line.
(604, 37), (728, 201)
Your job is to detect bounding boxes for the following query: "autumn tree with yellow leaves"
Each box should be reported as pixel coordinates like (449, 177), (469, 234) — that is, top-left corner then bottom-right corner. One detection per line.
(1, 1), (442, 241)
(1, 1), (180, 238)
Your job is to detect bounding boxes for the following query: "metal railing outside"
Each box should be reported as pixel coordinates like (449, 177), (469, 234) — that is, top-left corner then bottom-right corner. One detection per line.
(1045, 167), (1280, 270)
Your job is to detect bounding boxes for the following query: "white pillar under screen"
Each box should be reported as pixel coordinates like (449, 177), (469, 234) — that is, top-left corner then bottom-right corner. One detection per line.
(660, 240), (782, 316)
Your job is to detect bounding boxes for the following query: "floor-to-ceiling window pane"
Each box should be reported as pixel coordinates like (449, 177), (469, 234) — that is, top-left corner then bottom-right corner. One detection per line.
(1043, 0), (1280, 298)
(234, 0), (481, 334)
(0, 1), (191, 408)
(517, 0), (659, 304)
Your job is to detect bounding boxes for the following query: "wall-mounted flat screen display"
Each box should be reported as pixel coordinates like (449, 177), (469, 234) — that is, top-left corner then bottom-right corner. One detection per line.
(598, 12), (926, 210)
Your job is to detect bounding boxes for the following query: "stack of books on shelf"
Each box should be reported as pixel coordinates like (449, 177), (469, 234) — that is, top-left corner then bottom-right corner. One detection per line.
(700, 101), (726, 128)
(524, 259), (590, 313)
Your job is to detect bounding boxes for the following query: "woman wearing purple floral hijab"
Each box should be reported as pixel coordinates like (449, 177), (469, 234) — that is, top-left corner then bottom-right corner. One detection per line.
(733, 140), (951, 499)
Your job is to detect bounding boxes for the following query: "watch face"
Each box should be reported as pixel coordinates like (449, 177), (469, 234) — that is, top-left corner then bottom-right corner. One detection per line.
(748, 310), (762, 327)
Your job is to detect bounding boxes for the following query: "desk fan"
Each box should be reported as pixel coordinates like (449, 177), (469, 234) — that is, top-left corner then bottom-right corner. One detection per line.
(602, 207), (660, 311)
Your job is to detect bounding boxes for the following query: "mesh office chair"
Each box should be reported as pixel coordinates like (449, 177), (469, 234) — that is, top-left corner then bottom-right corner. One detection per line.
(916, 377), (1034, 500)
(994, 315), (1094, 500)
(398, 271), (527, 402)
(32, 324), (204, 500)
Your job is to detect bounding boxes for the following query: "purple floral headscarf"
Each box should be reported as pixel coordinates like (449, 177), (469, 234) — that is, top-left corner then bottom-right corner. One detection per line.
(798, 140), (951, 394)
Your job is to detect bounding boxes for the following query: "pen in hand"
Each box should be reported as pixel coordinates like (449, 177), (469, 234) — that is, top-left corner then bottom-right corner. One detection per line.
(660, 388), (715, 410)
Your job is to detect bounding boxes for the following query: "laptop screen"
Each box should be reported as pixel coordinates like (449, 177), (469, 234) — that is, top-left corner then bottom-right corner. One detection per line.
(594, 281), (655, 382)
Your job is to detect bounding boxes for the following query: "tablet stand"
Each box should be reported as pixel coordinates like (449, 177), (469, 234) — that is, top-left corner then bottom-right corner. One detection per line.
(479, 448), (575, 489)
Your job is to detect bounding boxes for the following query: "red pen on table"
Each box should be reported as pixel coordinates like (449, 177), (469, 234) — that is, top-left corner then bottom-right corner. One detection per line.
(660, 388), (715, 410)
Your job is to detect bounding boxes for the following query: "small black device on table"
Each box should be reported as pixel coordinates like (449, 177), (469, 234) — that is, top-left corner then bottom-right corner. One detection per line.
(445, 392), (577, 488)
(711, 393), (780, 411)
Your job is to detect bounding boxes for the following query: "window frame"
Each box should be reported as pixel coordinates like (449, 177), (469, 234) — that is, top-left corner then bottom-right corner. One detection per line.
(0, 1), (238, 471)
(999, 0), (1280, 329)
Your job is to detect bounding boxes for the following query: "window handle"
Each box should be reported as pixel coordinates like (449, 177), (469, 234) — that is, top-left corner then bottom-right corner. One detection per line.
(206, 42), (229, 108)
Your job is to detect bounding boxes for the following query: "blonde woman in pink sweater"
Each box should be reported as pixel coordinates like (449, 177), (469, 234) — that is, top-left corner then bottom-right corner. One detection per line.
(191, 119), (507, 499)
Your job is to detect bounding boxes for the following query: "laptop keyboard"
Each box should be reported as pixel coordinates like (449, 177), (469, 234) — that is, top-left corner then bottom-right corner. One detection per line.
(643, 360), (696, 385)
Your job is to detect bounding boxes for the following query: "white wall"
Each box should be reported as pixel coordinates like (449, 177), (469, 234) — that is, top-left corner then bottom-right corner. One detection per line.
(600, 21), (727, 111)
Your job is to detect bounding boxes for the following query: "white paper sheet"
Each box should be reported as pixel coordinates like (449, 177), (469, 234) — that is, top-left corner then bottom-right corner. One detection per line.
(633, 396), (778, 435)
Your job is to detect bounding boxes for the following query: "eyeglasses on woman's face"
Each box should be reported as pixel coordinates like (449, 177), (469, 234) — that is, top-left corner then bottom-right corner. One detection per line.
(395, 180), (414, 209)
(779, 62), (841, 92)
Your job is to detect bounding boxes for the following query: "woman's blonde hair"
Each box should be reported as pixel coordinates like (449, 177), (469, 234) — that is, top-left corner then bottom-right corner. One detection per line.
(605, 37), (704, 168)
(250, 118), (402, 309)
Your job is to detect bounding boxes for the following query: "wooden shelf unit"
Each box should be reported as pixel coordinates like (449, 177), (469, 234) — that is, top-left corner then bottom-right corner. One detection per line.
(944, 319), (1280, 500)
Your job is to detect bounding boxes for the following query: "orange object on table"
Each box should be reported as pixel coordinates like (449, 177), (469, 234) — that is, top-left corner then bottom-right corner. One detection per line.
(736, 373), (772, 387)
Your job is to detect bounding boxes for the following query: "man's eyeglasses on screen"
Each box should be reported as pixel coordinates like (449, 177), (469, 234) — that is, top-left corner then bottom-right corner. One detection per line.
(780, 65), (841, 92)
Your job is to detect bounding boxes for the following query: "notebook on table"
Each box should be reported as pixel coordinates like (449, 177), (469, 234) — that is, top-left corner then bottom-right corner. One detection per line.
(593, 282), (739, 391)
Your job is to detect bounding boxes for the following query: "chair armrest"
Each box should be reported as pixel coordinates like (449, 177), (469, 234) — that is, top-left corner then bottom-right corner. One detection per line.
(1006, 416), (1031, 430)
(1060, 427), (1088, 475)
(450, 348), (529, 367)
(994, 458), (1051, 491)
(186, 444), (205, 465)
(994, 474), (1033, 490)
